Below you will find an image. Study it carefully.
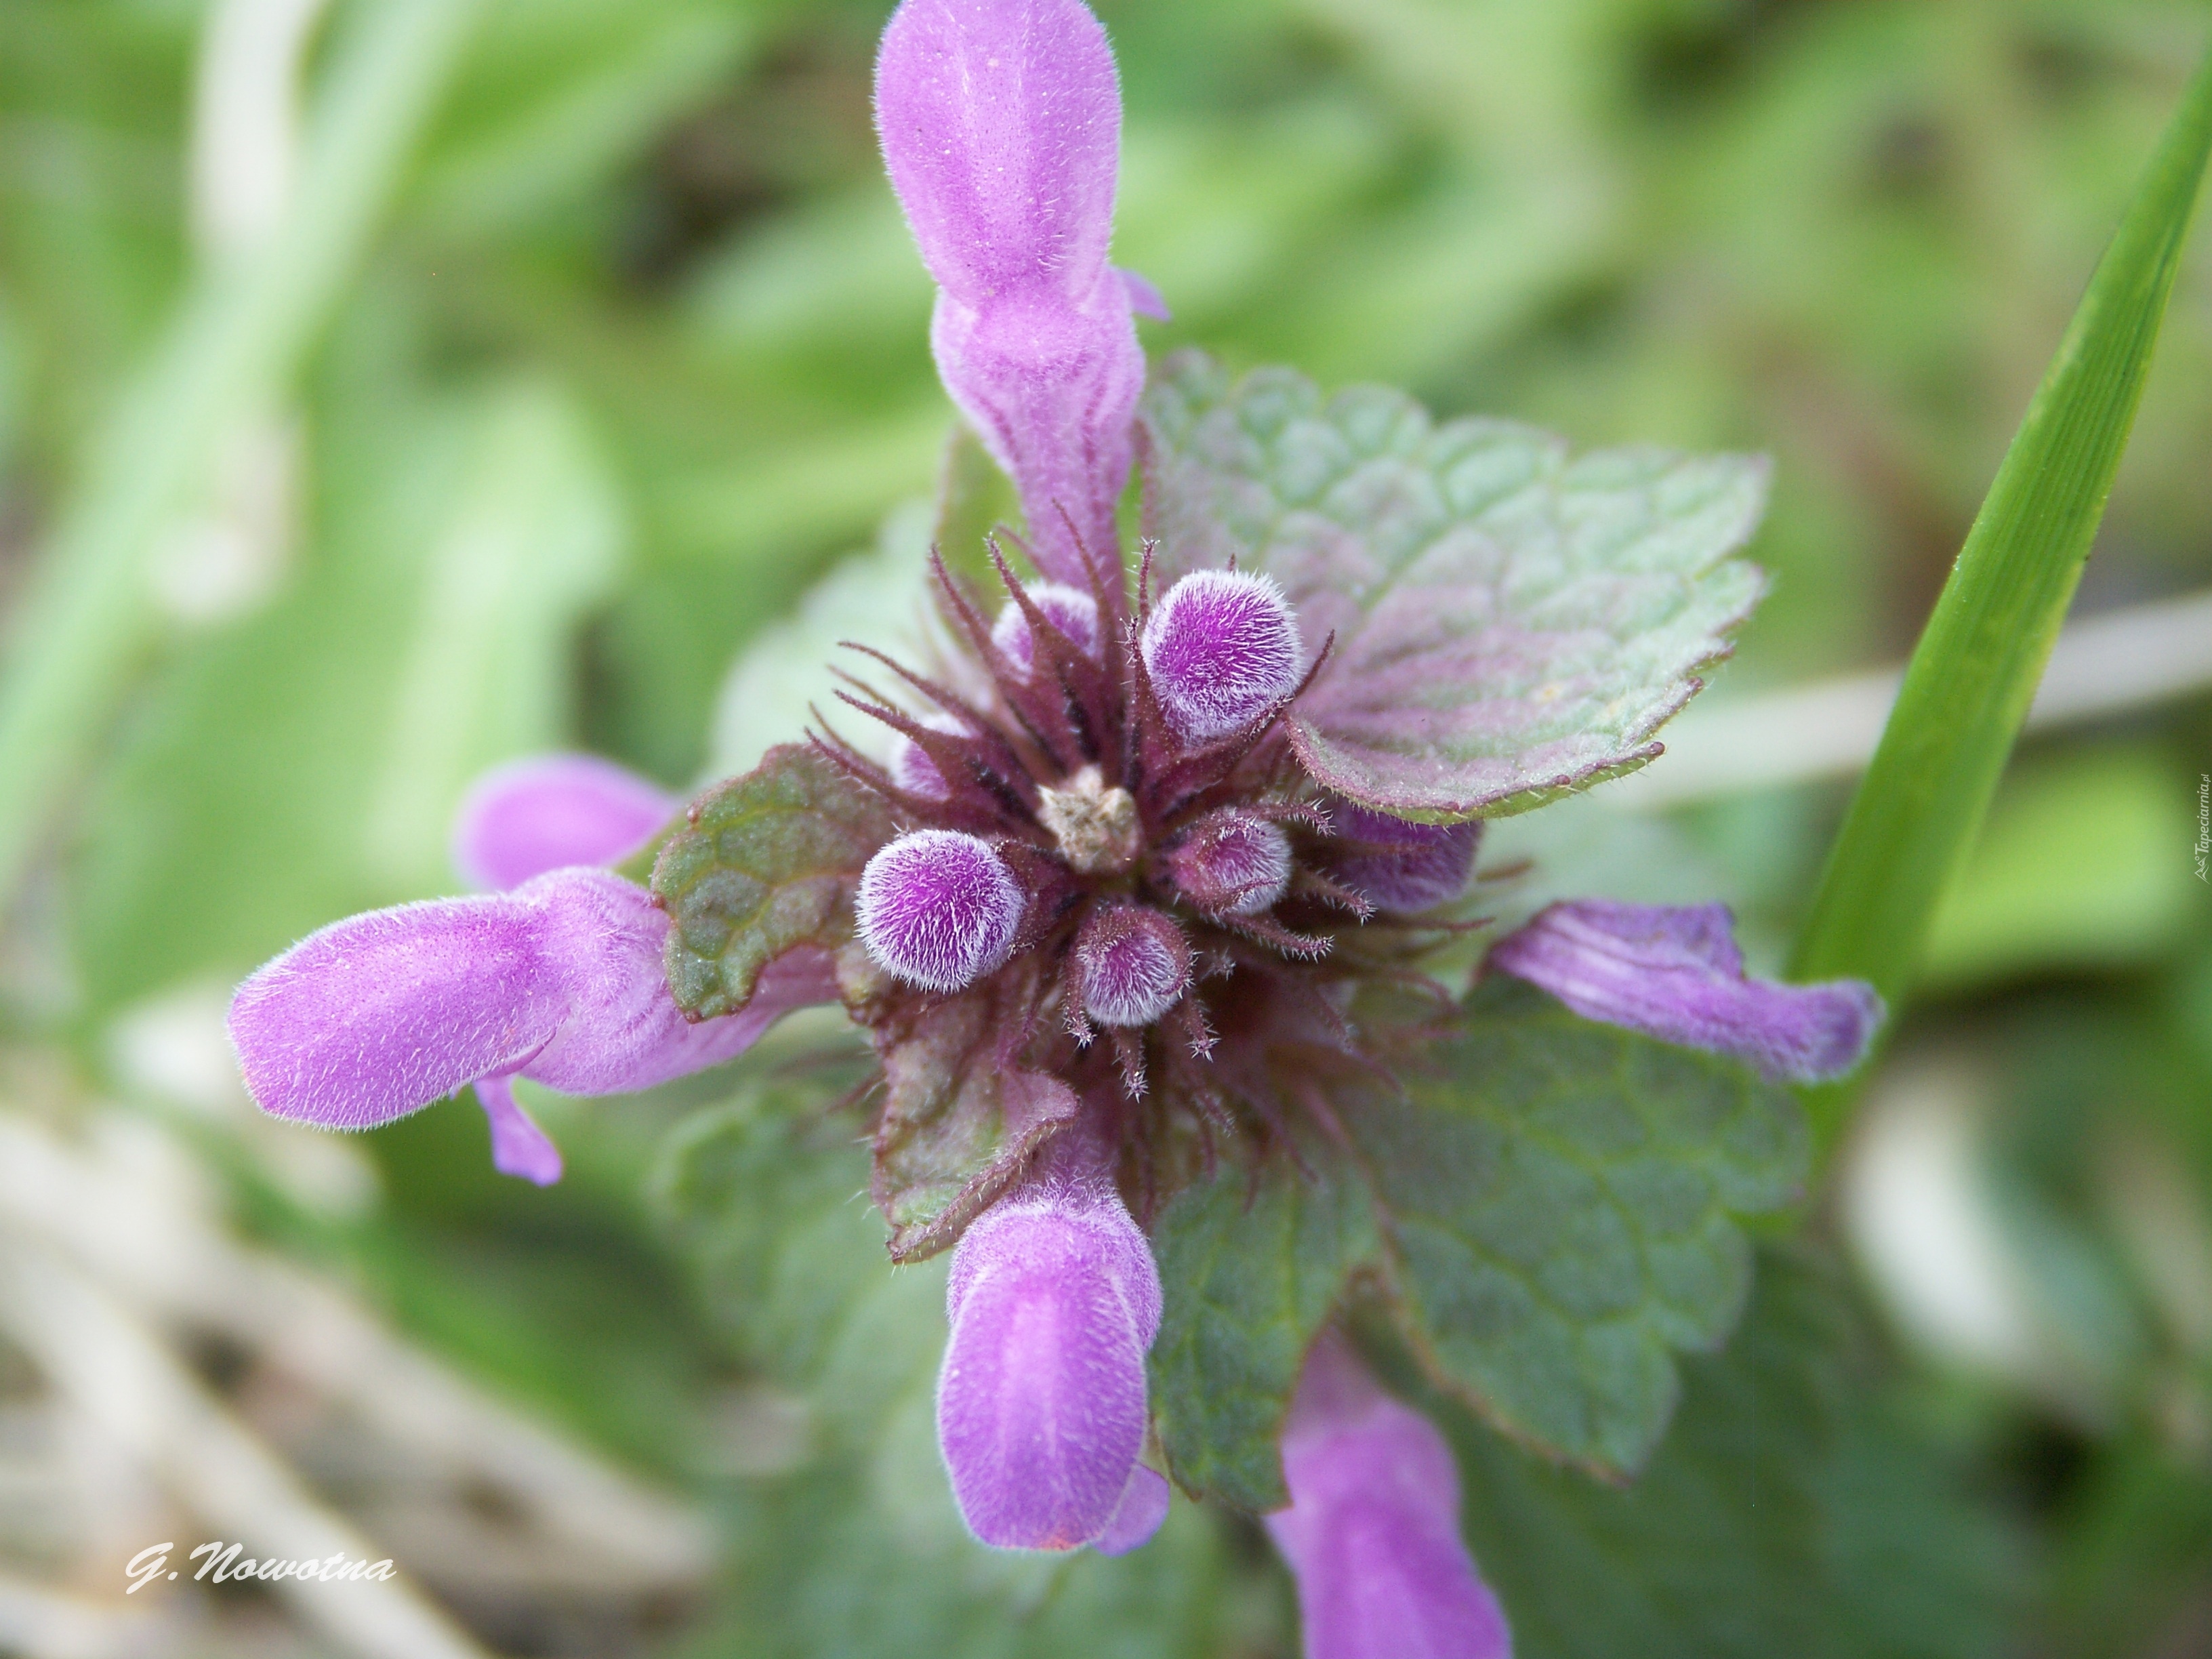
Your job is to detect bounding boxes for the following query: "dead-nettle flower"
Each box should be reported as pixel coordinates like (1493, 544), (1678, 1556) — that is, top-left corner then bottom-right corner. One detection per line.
(1266, 1333), (1513, 1659)
(225, 0), (1887, 1636)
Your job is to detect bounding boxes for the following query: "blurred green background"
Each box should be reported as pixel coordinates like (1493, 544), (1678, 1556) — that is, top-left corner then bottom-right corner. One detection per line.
(2, 1), (2210, 1655)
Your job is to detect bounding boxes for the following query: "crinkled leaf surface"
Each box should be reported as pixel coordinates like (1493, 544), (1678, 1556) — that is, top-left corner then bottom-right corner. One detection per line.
(868, 963), (1079, 1263)
(1349, 978), (1807, 1476)
(1143, 351), (1768, 821)
(1390, 1247), (2020, 1659)
(651, 743), (892, 1019)
(1147, 1157), (1381, 1511)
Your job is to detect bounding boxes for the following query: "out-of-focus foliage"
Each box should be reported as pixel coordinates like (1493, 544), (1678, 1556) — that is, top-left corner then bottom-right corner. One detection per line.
(2, 0), (2209, 1654)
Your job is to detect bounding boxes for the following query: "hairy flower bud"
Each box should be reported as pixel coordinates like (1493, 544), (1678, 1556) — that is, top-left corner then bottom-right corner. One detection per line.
(1330, 800), (1479, 913)
(888, 712), (972, 801)
(938, 1169), (1164, 1551)
(1141, 570), (1304, 743)
(857, 830), (1024, 992)
(1073, 905), (1193, 1027)
(1265, 1333), (1513, 1659)
(991, 581), (1102, 673)
(1164, 809), (1293, 917)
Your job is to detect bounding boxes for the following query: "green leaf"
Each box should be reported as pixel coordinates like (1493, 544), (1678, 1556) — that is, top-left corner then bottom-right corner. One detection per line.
(1391, 1247), (2020, 1659)
(1141, 350), (1767, 821)
(1349, 979), (1807, 1476)
(653, 1073), (891, 1389)
(1147, 1156), (1382, 1511)
(1790, 45), (2212, 1128)
(867, 963), (1080, 1263)
(651, 743), (893, 1019)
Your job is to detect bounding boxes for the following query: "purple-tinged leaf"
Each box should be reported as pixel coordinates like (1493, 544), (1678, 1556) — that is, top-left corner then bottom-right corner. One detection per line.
(652, 744), (895, 1019)
(1143, 352), (1769, 821)
(866, 960), (1081, 1262)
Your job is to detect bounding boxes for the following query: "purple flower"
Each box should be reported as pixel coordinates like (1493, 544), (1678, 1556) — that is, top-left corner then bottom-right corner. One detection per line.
(876, 0), (1148, 590)
(230, 756), (834, 1184)
(856, 830), (1025, 993)
(1328, 800), (1480, 914)
(1073, 904), (1193, 1028)
(937, 1151), (1165, 1551)
(452, 753), (674, 891)
(1266, 1334), (1513, 1659)
(992, 580), (1101, 673)
(1164, 809), (1293, 917)
(1141, 570), (1305, 743)
(1488, 899), (1883, 1082)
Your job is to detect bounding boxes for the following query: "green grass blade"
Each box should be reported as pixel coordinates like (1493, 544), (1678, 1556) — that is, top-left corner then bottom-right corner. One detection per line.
(0, 0), (486, 909)
(1790, 43), (2212, 1144)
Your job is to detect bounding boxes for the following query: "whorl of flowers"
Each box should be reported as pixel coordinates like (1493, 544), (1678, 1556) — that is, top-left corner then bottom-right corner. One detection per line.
(224, 1), (1885, 1651)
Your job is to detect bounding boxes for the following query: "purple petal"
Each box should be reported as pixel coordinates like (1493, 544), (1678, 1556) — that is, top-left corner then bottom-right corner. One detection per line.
(1265, 1334), (1513, 1659)
(230, 872), (838, 1137)
(517, 869), (838, 1094)
(1092, 1464), (1170, 1556)
(1488, 899), (1884, 1083)
(930, 284), (1144, 590)
(452, 754), (674, 891)
(938, 1170), (1162, 1550)
(1141, 569), (1305, 743)
(875, 0), (1122, 307)
(857, 830), (1025, 993)
(230, 893), (567, 1130)
(1329, 800), (1480, 914)
(1117, 267), (1171, 323)
(476, 1073), (563, 1186)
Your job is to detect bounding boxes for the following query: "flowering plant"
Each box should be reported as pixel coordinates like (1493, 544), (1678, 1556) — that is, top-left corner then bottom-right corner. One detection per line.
(226, 1), (1891, 1650)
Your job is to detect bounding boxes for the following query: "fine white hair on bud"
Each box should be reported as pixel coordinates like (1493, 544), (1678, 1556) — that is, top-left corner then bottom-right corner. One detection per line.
(857, 830), (1024, 993)
(1141, 569), (1303, 743)
(1073, 905), (1193, 1027)
(1164, 809), (1293, 916)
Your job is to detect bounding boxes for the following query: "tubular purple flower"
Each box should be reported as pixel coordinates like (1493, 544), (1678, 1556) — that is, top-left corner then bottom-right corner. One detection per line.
(938, 1157), (1163, 1551)
(1165, 809), (1293, 917)
(856, 830), (1025, 993)
(1073, 905), (1193, 1027)
(1142, 570), (1305, 743)
(991, 581), (1102, 673)
(1265, 1333), (1513, 1659)
(451, 753), (674, 892)
(229, 869), (838, 1158)
(1330, 801), (1480, 914)
(876, 0), (1146, 588)
(1488, 899), (1884, 1083)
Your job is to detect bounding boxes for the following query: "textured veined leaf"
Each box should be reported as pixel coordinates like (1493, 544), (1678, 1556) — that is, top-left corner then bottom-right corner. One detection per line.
(1143, 352), (1767, 822)
(1354, 979), (1807, 1477)
(1147, 1158), (1382, 1510)
(651, 743), (892, 1019)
